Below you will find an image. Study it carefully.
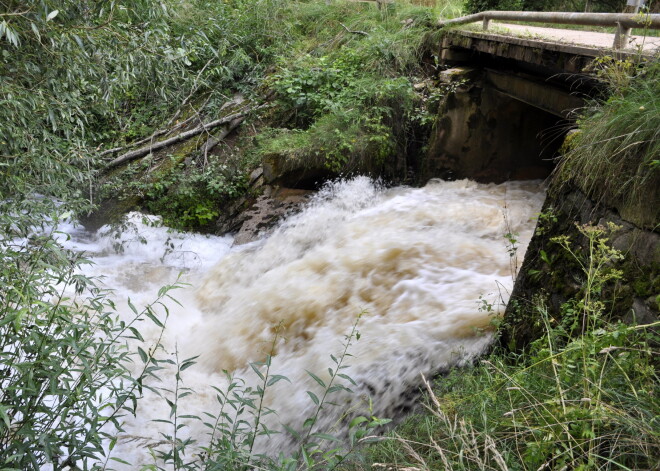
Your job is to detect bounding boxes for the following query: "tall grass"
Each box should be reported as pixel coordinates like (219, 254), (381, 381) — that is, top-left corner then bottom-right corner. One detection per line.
(255, 1), (442, 178)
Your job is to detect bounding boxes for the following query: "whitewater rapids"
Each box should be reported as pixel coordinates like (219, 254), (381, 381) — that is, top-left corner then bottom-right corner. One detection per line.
(61, 177), (544, 466)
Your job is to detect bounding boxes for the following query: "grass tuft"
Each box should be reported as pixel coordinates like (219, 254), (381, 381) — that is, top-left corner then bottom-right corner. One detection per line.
(556, 60), (660, 227)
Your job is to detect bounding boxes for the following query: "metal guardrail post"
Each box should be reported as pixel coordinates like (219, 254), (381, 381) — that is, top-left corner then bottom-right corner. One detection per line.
(613, 21), (633, 49)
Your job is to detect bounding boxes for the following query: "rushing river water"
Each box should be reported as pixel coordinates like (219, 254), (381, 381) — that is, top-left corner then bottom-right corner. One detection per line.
(61, 177), (544, 466)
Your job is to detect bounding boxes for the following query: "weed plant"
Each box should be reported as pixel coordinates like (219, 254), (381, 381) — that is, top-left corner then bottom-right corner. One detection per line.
(360, 224), (659, 471)
(102, 154), (251, 231)
(260, 2), (436, 175)
(75, 0), (449, 229)
(464, 0), (629, 14)
(0, 2), (437, 466)
(0, 200), (391, 468)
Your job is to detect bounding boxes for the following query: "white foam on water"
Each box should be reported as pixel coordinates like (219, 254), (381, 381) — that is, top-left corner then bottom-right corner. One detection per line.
(61, 177), (544, 467)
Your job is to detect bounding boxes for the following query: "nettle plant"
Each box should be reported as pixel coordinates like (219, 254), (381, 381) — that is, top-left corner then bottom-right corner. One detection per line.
(267, 49), (417, 173)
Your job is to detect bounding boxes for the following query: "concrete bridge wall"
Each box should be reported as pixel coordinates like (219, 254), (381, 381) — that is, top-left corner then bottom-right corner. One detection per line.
(422, 29), (606, 183)
(422, 67), (567, 183)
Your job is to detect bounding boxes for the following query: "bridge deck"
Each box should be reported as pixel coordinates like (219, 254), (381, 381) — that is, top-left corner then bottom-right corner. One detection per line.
(491, 23), (660, 52)
(441, 24), (658, 76)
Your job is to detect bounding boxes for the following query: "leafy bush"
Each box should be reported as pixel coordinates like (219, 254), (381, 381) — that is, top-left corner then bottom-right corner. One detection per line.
(0, 203), (389, 468)
(464, 0), (522, 14)
(0, 203), (184, 468)
(261, 80), (412, 175)
(261, 3), (434, 177)
(0, 0), (298, 217)
(100, 154), (251, 231)
(0, 1), (190, 200)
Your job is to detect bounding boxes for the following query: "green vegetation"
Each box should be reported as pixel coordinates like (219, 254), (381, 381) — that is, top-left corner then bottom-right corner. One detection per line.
(0, 0), (443, 467)
(464, 0), (627, 14)
(137, 315), (392, 471)
(79, 0), (446, 230)
(258, 3), (434, 175)
(2, 0), (659, 469)
(100, 149), (253, 230)
(0, 206), (185, 467)
(351, 52), (660, 471)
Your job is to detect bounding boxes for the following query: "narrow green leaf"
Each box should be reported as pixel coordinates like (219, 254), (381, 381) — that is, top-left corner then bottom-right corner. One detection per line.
(282, 423), (301, 439)
(306, 370), (326, 388)
(337, 373), (357, 386)
(128, 327), (144, 341)
(311, 432), (342, 443)
(349, 416), (368, 428)
(266, 374), (291, 386)
(137, 347), (148, 363)
(307, 391), (320, 405)
(127, 298), (138, 315)
(144, 309), (164, 327)
(303, 417), (316, 429)
(302, 446), (313, 467)
(250, 362), (265, 381)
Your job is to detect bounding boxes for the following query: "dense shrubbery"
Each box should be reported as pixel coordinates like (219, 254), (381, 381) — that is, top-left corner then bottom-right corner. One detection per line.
(1, 1), (182, 205)
(258, 2), (435, 176)
(91, 0), (439, 228)
(0, 203), (184, 467)
(354, 56), (660, 471)
(1, 1), (434, 466)
(464, 0), (626, 14)
(0, 0), (296, 224)
(128, 154), (251, 230)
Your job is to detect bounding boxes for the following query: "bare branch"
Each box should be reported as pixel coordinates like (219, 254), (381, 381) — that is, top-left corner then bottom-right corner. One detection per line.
(340, 22), (369, 36)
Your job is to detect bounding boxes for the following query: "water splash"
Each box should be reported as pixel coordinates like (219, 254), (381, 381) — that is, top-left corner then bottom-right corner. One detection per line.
(65, 177), (544, 466)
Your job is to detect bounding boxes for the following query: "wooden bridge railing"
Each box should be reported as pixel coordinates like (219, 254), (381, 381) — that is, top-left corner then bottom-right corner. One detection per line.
(437, 11), (660, 49)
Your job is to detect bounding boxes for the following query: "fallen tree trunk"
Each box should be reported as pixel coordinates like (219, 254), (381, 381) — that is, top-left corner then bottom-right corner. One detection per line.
(104, 108), (254, 170)
(199, 117), (245, 162)
(98, 115), (199, 158)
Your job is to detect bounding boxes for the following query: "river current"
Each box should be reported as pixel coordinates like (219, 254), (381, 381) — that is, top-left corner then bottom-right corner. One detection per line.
(60, 177), (544, 466)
